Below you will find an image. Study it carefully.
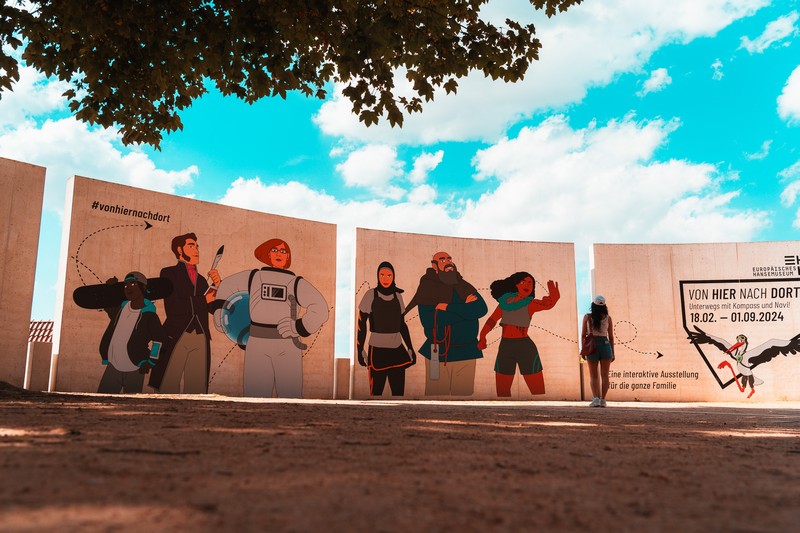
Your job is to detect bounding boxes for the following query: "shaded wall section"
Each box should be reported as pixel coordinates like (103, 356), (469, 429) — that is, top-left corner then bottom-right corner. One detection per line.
(592, 242), (800, 402)
(53, 176), (336, 397)
(0, 157), (45, 386)
(353, 228), (579, 400)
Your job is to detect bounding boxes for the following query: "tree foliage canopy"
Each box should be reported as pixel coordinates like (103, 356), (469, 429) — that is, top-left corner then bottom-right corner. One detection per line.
(1, 0), (583, 148)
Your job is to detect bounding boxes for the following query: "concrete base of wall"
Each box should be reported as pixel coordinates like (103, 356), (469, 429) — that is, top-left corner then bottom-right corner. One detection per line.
(24, 342), (52, 392)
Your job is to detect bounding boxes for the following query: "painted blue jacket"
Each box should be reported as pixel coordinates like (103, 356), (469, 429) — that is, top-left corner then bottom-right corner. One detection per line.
(418, 291), (488, 362)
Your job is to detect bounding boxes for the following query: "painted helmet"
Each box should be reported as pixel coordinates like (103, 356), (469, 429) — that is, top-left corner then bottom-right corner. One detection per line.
(218, 291), (251, 346)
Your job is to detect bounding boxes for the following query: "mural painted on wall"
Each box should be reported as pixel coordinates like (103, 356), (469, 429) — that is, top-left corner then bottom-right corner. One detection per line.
(405, 251), (488, 396)
(71, 234), (331, 398)
(478, 273), (560, 397)
(682, 279), (800, 399)
(72, 232), (221, 394)
(356, 262), (416, 396)
(57, 177), (336, 398)
(353, 236), (578, 400)
(212, 239), (329, 398)
(73, 272), (170, 394)
(150, 233), (222, 394)
(591, 243), (800, 402)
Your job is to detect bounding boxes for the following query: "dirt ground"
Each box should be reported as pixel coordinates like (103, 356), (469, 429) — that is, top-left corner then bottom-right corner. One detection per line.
(1, 382), (799, 532)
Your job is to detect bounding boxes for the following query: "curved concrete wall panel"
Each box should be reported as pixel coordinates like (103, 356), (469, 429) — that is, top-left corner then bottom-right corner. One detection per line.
(53, 176), (336, 398)
(353, 228), (579, 400)
(592, 242), (800, 402)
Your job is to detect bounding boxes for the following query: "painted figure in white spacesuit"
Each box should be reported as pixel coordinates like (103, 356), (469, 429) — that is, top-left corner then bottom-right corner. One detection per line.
(213, 239), (329, 398)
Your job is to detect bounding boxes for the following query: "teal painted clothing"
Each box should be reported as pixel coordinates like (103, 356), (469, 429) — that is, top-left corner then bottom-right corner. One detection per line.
(418, 291), (488, 362)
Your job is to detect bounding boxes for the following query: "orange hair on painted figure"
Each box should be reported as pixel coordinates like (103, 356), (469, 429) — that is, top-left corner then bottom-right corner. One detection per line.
(254, 239), (292, 268)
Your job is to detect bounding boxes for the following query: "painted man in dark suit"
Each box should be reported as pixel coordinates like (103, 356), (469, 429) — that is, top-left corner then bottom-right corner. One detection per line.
(149, 232), (221, 394)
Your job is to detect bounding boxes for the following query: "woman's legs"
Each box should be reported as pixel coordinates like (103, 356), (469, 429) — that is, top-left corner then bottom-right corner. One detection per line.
(600, 359), (612, 399)
(587, 360), (600, 399)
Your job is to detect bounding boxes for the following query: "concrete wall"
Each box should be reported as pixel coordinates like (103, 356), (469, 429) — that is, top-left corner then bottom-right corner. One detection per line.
(353, 228), (579, 400)
(0, 158), (45, 386)
(53, 176), (336, 397)
(592, 242), (800, 402)
(334, 358), (351, 400)
(25, 342), (52, 391)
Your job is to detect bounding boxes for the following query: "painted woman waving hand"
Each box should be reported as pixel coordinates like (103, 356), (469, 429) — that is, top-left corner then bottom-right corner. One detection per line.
(478, 273), (560, 397)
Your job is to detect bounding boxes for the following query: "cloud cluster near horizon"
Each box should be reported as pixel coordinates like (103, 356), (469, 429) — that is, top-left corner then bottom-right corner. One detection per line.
(219, 115), (769, 351)
(1, 0), (795, 335)
(0, 68), (197, 212)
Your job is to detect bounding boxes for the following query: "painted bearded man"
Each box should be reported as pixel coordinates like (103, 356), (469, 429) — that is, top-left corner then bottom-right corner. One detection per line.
(405, 251), (487, 395)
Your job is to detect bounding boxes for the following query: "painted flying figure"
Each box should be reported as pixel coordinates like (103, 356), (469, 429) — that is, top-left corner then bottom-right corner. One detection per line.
(213, 239), (329, 398)
(687, 326), (800, 398)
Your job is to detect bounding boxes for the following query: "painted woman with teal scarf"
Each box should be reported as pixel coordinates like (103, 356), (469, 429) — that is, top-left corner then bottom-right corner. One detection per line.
(478, 272), (560, 397)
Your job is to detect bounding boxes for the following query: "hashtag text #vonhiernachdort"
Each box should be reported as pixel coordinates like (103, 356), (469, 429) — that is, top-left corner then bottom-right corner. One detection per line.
(91, 200), (171, 223)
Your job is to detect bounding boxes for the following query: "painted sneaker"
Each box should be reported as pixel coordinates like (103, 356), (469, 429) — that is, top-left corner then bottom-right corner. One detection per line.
(599, 398), (607, 408)
(589, 397), (601, 407)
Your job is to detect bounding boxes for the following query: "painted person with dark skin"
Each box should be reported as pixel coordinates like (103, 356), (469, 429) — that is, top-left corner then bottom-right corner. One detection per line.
(149, 233), (221, 394)
(405, 251), (488, 396)
(356, 262), (416, 396)
(478, 272), (560, 397)
(98, 272), (164, 394)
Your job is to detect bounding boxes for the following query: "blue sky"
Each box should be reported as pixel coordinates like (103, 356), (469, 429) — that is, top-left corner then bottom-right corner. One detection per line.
(2, 0), (800, 356)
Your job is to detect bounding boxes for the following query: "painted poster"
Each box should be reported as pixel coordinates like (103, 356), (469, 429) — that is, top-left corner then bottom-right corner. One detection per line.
(592, 242), (800, 402)
(53, 176), (336, 398)
(353, 228), (579, 400)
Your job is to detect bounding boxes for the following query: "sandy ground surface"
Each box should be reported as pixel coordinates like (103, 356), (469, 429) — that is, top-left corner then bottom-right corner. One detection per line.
(1, 382), (799, 532)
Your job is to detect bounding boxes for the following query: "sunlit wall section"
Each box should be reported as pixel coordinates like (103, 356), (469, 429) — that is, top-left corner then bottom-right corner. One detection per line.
(592, 243), (800, 402)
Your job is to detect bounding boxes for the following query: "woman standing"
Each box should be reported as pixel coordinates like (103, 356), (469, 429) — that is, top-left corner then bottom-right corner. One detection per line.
(582, 295), (615, 407)
(356, 262), (416, 396)
(478, 272), (560, 397)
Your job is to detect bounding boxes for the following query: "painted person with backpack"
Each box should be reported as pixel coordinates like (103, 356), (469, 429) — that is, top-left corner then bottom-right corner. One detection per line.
(356, 262), (416, 396)
(212, 239), (329, 398)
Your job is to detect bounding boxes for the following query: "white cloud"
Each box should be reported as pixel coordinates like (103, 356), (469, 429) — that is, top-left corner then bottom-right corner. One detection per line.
(745, 139), (772, 160)
(462, 115), (767, 251)
(0, 118), (198, 212)
(333, 145), (445, 198)
(408, 184), (437, 204)
(779, 161), (800, 219)
(220, 115), (768, 354)
(0, 65), (69, 129)
(335, 144), (405, 199)
(408, 150), (444, 184)
(778, 65), (800, 124)
(711, 58), (725, 80)
(314, 0), (768, 145)
(638, 68), (672, 97)
(740, 11), (799, 53)
(780, 181), (800, 208)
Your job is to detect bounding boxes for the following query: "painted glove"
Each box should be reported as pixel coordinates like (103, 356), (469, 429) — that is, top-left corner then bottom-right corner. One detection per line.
(277, 317), (300, 338)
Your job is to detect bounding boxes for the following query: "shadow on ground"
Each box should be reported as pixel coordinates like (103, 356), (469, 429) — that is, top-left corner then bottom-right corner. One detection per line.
(1, 382), (799, 531)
